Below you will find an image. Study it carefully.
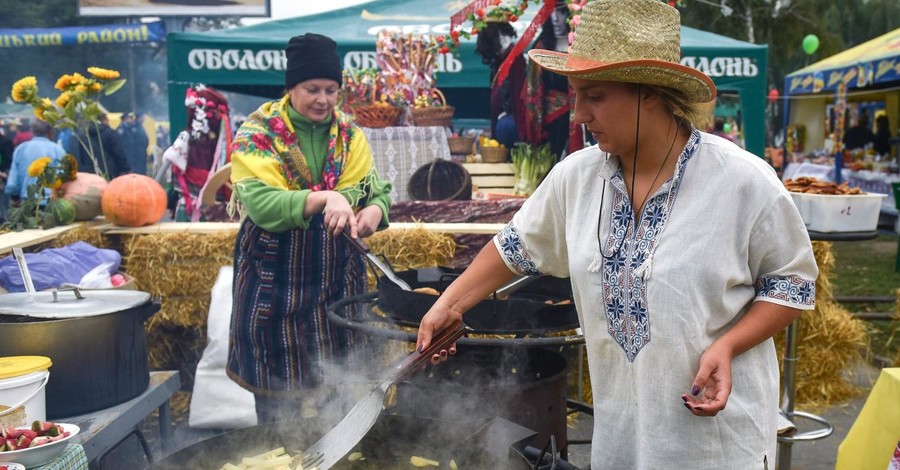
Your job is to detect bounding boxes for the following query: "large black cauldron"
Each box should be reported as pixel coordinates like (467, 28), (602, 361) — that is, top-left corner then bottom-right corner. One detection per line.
(0, 289), (157, 418)
(153, 414), (548, 470)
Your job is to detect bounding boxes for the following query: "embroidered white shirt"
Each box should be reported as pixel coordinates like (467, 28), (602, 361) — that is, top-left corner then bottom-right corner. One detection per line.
(494, 130), (817, 469)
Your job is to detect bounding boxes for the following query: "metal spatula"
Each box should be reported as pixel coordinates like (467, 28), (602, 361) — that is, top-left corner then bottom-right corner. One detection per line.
(342, 231), (412, 291)
(300, 320), (471, 470)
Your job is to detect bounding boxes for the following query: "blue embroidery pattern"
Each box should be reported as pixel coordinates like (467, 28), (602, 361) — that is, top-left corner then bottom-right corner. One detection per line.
(496, 223), (541, 276)
(754, 275), (816, 306)
(600, 130), (701, 362)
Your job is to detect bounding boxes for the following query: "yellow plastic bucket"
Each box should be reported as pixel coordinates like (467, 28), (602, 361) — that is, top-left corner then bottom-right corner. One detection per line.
(0, 356), (51, 427)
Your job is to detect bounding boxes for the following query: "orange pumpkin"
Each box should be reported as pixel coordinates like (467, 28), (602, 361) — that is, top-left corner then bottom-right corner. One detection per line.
(101, 174), (168, 227)
(58, 172), (108, 221)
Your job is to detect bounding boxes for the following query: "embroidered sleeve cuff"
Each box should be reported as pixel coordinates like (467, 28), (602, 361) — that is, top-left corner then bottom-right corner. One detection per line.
(493, 223), (541, 276)
(754, 275), (816, 309)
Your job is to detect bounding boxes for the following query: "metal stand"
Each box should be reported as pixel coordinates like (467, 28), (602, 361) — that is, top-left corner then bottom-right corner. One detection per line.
(776, 230), (878, 470)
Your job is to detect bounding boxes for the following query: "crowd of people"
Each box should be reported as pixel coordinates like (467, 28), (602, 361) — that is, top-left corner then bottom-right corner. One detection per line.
(0, 112), (154, 223)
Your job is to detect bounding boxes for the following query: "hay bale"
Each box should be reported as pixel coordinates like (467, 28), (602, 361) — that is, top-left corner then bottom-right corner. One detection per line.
(50, 225), (108, 249)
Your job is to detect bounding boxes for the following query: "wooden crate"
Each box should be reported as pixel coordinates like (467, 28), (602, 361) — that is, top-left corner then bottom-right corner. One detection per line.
(462, 163), (516, 194)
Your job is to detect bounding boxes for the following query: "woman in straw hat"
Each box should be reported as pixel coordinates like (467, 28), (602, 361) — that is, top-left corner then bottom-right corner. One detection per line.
(417, 0), (816, 467)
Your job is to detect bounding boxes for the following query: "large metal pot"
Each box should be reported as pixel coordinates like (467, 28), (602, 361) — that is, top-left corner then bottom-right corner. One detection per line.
(153, 414), (547, 470)
(0, 288), (158, 418)
(376, 267), (579, 334)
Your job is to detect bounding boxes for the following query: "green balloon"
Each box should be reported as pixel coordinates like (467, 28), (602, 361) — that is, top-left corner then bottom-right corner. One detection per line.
(802, 34), (820, 55)
(723, 123), (732, 133)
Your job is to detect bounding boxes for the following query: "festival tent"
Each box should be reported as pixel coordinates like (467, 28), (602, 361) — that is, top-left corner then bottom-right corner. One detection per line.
(167, 0), (768, 156)
(784, 27), (900, 154)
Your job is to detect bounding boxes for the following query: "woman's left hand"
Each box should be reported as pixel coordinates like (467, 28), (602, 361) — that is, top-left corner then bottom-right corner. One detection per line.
(681, 343), (733, 416)
(354, 205), (383, 238)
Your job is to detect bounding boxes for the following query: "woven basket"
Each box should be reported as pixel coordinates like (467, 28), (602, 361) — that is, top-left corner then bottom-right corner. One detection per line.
(481, 146), (508, 163)
(447, 136), (475, 155)
(352, 104), (401, 128)
(411, 89), (455, 128)
(408, 160), (472, 201)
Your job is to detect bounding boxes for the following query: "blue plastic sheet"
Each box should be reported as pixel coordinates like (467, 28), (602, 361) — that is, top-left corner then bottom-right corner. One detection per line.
(0, 241), (121, 292)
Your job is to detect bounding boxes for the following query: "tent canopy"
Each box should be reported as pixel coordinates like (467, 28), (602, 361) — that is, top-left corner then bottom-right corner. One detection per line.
(167, 0), (768, 156)
(785, 28), (900, 95)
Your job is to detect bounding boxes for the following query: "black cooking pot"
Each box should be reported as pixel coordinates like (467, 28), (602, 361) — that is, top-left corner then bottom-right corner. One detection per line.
(0, 288), (158, 418)
(153, 414), (543, 470)
(376, 267), (579, 334)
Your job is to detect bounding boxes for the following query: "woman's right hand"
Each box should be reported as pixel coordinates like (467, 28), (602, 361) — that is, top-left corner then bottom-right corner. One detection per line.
(323, 191), (357, 237)
(416, 298), (463, 364)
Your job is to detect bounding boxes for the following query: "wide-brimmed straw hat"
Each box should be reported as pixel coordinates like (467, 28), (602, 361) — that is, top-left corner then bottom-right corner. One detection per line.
(528, 0), (716, 103)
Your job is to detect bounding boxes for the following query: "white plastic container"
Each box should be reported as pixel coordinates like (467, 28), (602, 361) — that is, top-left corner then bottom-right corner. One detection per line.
(789, 192), (887, 233)
(0, 356), (51, 427)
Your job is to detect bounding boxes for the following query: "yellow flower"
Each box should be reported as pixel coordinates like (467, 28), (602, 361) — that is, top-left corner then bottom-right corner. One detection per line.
(62, 154), (78, 180)
(75, 84), (87, 94)
(55, 74), (72, 91)
(56, 93), (71, 108)
(71, 73), (86, 84)
(11, 76), (37, 102)
(34, 107), (45, 120)
(87, 67), (120, 80)
(49, 178), (63, 190)
(90, 83), (102, 93)
(28, 157), (52, 177)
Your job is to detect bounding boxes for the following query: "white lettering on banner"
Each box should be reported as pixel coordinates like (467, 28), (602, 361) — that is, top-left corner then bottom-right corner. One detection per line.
(187, 49), (286, 71)
(680, 56), (758, 77)
(343, 51), (378, 70)
(342, 50), (463, 73)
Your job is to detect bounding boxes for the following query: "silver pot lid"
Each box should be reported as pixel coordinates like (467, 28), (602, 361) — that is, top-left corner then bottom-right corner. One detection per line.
(0, 288), (151, 318)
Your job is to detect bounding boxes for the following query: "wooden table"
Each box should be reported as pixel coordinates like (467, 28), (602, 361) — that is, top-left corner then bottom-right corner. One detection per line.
(63, 371), (181, 470)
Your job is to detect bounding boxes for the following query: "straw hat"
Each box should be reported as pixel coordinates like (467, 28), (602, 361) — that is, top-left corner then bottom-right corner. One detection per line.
(528, 0), (716, 103)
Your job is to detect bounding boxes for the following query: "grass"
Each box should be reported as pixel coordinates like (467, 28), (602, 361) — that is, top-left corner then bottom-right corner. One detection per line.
(829, 233), (900, 362)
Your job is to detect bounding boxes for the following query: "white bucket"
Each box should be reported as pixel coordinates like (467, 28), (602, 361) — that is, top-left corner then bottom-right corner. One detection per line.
(0, 369), (49, 427)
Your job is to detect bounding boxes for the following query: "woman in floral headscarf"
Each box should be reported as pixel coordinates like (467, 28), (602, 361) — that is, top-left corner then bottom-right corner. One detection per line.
(226, 33), (392, 424)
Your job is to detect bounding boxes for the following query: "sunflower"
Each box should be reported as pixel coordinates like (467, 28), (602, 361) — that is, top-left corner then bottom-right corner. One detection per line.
(34, 107), (45, 120)
(75, 84), (87, 94)
(11, 76), (37, 103)
(55, 74), (73, 91)
(55, 93), (71, 108)
(90, 82), (102, 93)
(62, 154), (78, 180)
(87, 67), (120, 80)
(49, 178), (63, 190)
(28, 157), (52, 177)
(71, 73), (86, 84)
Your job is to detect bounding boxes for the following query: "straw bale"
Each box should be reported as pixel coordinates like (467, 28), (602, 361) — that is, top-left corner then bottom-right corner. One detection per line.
(122, 232), (234, 297)
(365, 226), (456, 289)
(148, 296), (212, 330)
(50, 225), (108, 249)
(147, 323), (207, 391)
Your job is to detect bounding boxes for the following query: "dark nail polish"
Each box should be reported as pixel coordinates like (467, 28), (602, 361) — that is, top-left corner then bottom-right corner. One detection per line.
(691, 385), (701, 396)
(683, 403), (692, 410)
(693, 406), (702, 410)
(417, 344), (423, 353)
(681, 395), (688, 402)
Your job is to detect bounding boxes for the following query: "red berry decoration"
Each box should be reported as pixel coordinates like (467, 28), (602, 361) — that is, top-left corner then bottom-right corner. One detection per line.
(440, 46), (450, 54)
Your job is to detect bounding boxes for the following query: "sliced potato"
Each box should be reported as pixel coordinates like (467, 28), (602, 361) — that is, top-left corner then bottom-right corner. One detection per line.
(410, 455), (440, 467)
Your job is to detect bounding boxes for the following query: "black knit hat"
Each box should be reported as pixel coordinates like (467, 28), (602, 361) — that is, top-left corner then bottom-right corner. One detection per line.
(285, 33), (343, 90)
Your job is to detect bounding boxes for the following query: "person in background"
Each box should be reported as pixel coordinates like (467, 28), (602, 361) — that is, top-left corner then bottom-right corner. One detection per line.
(66, 113), (131, 179)
(416, 0), (817, 468)
(843, 110), (875, 151)
(118, 112), (150, 175)
(226, 33), (393, 424)
(873, 114), (892, 157)
(476, 21), (526, 151)
(5, 120), (65, 206)
(12, 120), (33, 148)
(0, 128), (13, 221)
(711, 116), (734, 142)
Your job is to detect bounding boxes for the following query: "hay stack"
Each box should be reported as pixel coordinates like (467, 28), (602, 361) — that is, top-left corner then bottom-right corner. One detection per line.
(50, 225), (108, 249)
